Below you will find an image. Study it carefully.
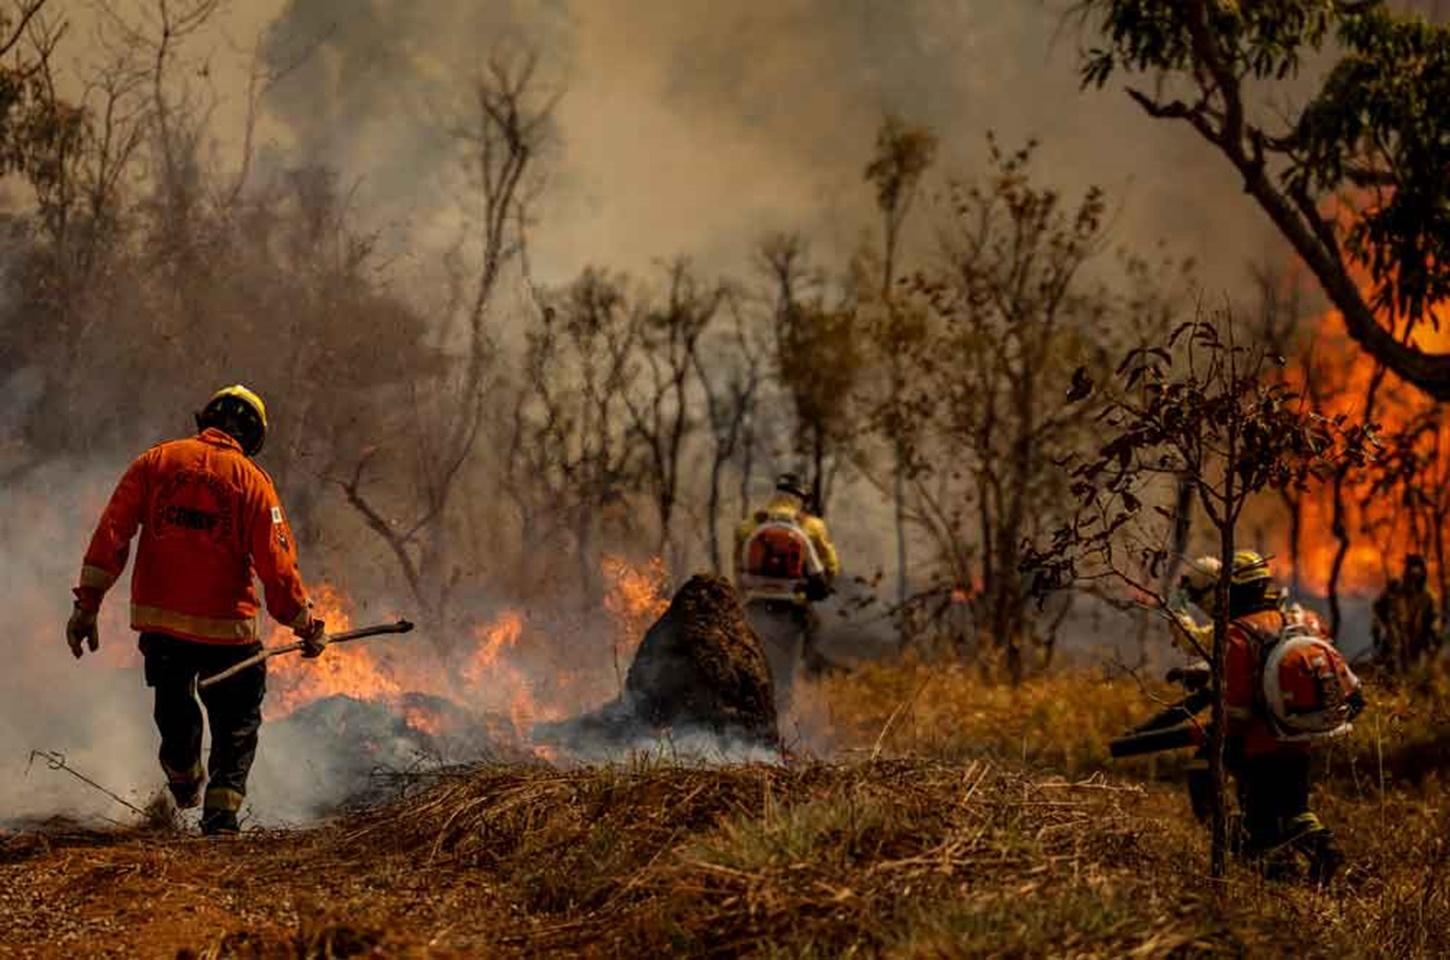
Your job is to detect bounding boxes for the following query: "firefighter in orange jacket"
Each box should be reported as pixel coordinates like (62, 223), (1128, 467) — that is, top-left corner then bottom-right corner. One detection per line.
(65, 385), (326, 836)
(1177, 551), (1350, 883)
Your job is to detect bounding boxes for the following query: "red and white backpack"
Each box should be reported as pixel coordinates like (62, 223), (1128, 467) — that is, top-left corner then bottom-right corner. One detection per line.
(1256, 615), (1362, 740)
(739, 513), (824, 598)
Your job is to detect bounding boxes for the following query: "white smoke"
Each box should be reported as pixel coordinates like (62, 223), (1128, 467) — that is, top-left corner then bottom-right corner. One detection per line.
(0, 458), (158, 826)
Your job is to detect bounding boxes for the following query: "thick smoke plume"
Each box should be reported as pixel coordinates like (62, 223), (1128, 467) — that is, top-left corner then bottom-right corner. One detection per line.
(254, 0), (1278, 289)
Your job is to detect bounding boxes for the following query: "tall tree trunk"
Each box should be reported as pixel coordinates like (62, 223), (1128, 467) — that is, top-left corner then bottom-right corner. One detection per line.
(811, 423), (826, 515)
(1327, 471), (1351, 639)
(707, 453), (725, 575)
(1208, 513), (1233, 880)
(739, 418), (756, 521)
(1279, 489), (1303, 600)
(894, 443), (909, 607)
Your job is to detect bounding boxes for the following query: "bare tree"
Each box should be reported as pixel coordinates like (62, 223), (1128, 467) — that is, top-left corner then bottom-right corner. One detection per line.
(336, 50), (554, 638)
(901, 138), (1182, 678)
(694, 290), (767, 574)
(863, 113), (938, 614)
(506, 268), (642, 601)
(624, 259), (723, 566)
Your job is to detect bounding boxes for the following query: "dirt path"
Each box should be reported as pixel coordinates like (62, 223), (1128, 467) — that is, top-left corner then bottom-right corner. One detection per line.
(0, 824), (508, 958)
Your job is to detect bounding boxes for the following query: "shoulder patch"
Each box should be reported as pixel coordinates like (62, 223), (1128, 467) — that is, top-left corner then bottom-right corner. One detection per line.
(271, 506), (283, 525)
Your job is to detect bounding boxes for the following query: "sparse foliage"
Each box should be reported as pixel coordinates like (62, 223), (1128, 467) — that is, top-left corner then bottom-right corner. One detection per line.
(891, 138), (1183, 677)
(863, 113), (938, 612)
(760, 232), (865, 513)
(337, 49), (555, 638)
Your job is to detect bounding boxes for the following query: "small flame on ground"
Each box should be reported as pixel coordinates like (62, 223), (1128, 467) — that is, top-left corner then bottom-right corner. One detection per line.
(461, 610), (545, 737)
(252, 556), (674, 755)
(601, 554), (670, 676)
(264, 584), (397, 719)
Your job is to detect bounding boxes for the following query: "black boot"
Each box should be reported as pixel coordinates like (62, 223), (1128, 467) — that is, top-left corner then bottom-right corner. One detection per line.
(168, 780), (202, 810)
(1302, 829), (1345, 887)
(200, 808), (240, 837)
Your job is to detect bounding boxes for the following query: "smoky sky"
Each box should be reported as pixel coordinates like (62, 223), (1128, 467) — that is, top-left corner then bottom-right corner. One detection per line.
(248, 0), (1304, 291)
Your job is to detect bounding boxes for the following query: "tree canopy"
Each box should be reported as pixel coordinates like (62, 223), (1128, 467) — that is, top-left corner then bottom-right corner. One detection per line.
(1079, 0), (1450, 398)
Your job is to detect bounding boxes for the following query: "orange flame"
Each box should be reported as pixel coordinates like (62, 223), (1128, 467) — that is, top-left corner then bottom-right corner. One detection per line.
(254, 556), (673, 754)
(601, 554), (670, 672)
(1275, 287), (1450, 598)
(263, 584), (403, 718)
(460, 610), (545, 737)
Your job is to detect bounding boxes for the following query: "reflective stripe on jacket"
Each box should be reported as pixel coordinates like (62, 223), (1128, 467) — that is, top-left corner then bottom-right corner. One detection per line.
(74, 428), (311, 644)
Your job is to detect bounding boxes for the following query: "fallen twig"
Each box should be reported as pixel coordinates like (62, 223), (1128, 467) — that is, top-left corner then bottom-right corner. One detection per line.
(26, 750), (147, 818)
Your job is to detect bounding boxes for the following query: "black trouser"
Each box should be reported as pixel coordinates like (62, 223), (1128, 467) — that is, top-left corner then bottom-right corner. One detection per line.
(1236, 750), (1322, 853)
(139, 633), (265, 814)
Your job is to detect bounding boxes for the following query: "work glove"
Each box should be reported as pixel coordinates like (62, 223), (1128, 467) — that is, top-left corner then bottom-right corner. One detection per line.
(804, 573), (834, 603)
(66, 603), (99, 659)
(296, 617), (328, 658)
(1345, 687), (1366, 723)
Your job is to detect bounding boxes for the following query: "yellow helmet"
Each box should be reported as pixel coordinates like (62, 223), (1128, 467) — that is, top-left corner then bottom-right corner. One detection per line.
(1229, 550), (1273, 587)
(198, 384), (268, 456)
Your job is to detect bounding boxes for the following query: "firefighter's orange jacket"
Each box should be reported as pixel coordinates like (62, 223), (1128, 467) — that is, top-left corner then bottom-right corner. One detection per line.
(73, 428), (311, 644)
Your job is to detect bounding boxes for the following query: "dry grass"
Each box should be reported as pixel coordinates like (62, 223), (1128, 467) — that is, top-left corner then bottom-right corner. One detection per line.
(821, 655), (1450, 786)
(3, 659), (1448, 957)
(817, 659), (1160, 775)
(338, 759), (1173, 957)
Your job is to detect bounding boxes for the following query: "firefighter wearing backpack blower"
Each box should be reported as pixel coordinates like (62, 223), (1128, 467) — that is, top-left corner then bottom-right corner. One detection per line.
(734, 473), (840, 711)
(1166, 550), (1362, 883)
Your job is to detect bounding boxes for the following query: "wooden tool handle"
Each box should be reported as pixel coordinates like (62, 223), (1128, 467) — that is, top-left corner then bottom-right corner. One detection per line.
(198, 619), (414, 690)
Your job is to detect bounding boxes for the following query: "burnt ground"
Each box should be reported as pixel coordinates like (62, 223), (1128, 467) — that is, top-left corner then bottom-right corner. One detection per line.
(2, 757), (1445, 959)
(0, 817), (502, 958)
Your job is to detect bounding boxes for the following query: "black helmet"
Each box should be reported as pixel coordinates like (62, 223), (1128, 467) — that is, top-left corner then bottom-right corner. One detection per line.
(775, 472), (810, 501)
(196, 384), (267, 456)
